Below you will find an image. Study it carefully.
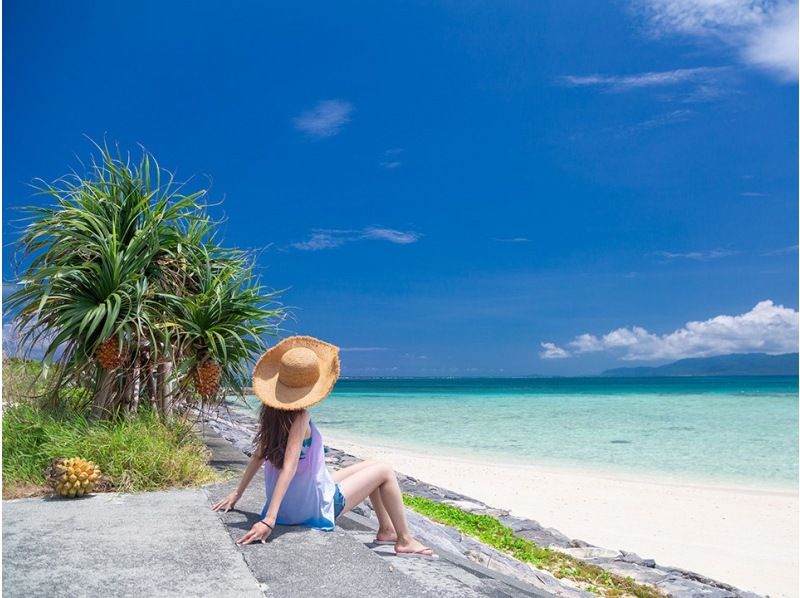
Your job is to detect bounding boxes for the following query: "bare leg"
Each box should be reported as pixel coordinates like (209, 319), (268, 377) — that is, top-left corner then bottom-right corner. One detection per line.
(332, 460), (396, 540)
(337, 461), (432, 555)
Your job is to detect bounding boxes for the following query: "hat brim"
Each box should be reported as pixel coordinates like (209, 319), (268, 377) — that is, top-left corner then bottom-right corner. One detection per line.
(252, 336), (340, 411)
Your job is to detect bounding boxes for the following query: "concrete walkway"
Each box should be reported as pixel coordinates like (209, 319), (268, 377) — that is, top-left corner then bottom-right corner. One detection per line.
(2, 424), (551, 598)
(3, 489), (264, 598)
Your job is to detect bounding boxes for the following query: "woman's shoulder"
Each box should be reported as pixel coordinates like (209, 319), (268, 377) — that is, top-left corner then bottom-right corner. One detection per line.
(291, 409), (311, 428)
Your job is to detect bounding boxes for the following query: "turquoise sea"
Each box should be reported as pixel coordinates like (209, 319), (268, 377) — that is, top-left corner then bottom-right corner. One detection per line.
(234, 376), (799, 488)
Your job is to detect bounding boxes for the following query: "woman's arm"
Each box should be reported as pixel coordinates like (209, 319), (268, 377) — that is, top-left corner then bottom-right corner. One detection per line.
(261, 409), (310, 526)
(211, 446), (265, 512)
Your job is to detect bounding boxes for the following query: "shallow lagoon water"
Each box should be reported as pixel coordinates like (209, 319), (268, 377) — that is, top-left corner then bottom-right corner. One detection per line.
(233, 376), (798, 487)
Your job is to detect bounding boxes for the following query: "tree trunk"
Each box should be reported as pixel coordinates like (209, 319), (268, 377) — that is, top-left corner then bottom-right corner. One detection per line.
(157, 362), (173, 417)
(129, 363), (141, 415)
(145, 363), (157, 409)
(92, 369), (116, 419)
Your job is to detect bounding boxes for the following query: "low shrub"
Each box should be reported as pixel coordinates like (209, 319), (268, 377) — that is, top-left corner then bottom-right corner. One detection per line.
(2, 401), (218, 498)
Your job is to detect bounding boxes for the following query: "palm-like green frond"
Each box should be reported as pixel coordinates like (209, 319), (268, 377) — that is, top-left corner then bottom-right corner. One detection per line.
(6, 143), (284, 413)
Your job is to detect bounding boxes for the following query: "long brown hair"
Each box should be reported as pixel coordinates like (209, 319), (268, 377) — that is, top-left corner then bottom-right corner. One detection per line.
(254, 405), (300, 469)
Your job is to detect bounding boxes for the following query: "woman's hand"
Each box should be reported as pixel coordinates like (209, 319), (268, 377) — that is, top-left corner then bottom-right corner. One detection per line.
(236, 519), (274, 545)
(212, 490), (241, 513)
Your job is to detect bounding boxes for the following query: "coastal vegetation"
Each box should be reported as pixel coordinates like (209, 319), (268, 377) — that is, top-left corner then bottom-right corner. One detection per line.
(3, 144), (280, 497)
(2, 358), (219, 498)
(403, 494), (662, 598)
(5, 143), (283, 419)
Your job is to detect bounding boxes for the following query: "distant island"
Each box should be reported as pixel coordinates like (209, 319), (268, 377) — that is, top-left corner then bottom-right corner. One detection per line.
(601, 353), (799, 377)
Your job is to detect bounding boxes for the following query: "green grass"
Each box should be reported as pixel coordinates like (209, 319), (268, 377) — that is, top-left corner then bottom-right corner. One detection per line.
(2, 401), (220, 498)
(403, 494), (663, 598)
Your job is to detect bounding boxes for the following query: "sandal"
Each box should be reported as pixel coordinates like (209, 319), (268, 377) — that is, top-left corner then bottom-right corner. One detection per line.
(395, 548), (439, 560)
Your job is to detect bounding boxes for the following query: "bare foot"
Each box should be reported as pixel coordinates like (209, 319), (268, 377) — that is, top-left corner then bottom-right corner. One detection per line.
(394, 537), (434, 556)
(375, 527), (397, 543)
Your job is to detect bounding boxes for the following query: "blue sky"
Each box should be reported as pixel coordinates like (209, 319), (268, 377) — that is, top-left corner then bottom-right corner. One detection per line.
(4, 1), (798, 376)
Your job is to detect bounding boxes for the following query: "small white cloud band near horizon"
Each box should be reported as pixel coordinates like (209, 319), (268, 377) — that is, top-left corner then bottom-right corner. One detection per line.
(291, 226), (421, 251)
(632, 0), (798, 81)
(293, 100), (354, 138)
(540, 300), (799, 361)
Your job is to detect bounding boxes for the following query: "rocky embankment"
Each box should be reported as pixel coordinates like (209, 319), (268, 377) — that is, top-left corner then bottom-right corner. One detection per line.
(196, 404), (764, 598)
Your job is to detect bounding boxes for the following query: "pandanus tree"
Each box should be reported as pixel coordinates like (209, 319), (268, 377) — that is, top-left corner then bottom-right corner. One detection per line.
(5, 144), (283, 418)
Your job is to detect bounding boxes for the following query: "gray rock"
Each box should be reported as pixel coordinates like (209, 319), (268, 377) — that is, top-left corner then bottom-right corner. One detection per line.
(598, 561), (670, 586)
(569, 539), (594, 548)
(657, 575), (739, 598)
(619, 551), (657, 568)
(555, 546), (622, 560)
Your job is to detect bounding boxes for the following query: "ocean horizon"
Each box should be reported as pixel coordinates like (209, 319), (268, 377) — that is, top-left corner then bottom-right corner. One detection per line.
(230, 375), (799, 489)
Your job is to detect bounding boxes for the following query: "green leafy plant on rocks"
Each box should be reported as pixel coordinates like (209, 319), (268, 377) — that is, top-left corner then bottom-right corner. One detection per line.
(403, 494), (663, 598)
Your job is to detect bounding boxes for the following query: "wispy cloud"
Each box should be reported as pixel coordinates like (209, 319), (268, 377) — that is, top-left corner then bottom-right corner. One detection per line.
(494, 237), (531, 243)
(291, 226), (421, 251)
(761, 244), (798, 257)
(539, 342), (571, 359)
(561, 66), (727, 91)
(293, 100), (354, 138)
(380, 148), (404, 169)
(545, 300), (799, 361)
(361, 227), (419, 244)
(632, 0), (798, 81)
(650, 248), (738, 261)
(740, 191), (768, 197)
(2, 319), (55, 360)
(614, 109), (694, 136)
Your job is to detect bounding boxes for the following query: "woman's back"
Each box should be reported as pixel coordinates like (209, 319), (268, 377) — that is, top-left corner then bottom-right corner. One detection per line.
(260, 420), (336, 530)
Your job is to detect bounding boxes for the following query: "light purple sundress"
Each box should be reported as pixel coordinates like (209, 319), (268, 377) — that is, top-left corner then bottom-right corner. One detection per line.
(260, 420), (337, 530)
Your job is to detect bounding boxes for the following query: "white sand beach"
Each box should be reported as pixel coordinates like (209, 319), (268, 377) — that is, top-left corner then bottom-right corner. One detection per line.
(327, 434), (799, 598)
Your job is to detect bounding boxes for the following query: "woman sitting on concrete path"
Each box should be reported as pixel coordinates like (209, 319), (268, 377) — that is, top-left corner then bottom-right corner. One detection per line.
(212, 336), (437, 559)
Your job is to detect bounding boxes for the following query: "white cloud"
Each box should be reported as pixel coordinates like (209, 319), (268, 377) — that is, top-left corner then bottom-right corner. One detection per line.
(291, 226), (421, 251)
(290, 230), (348, 251)
(614, 109), (694, 136)
(2, 320), (55, 360)
(558, 300), (799, 360)
(569, 333), (604, 353)
(539, 342), (571, 359)
(293, 100), (354, 138)
(651, 248), (738, 260)
(633, 0), (798, 80)
(761, 244), (798, 256)
(560, 66), (727, 91)
(380, 148), (404, 169)
(361, 227), (419, 244)
(494, 237), (532, 243)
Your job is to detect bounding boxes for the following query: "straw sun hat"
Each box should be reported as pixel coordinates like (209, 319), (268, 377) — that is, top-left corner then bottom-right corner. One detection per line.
(252, 336), (340, 411)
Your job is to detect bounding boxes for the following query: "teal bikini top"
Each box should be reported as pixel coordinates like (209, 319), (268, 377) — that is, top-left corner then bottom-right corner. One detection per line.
(299, 435), (312, 460)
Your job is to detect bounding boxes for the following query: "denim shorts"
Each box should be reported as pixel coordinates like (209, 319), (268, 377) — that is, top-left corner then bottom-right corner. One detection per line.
(333, 484), (346, 519)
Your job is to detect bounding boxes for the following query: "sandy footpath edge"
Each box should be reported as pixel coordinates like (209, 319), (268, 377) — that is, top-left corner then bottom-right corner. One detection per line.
(325, 433), (799, 598)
